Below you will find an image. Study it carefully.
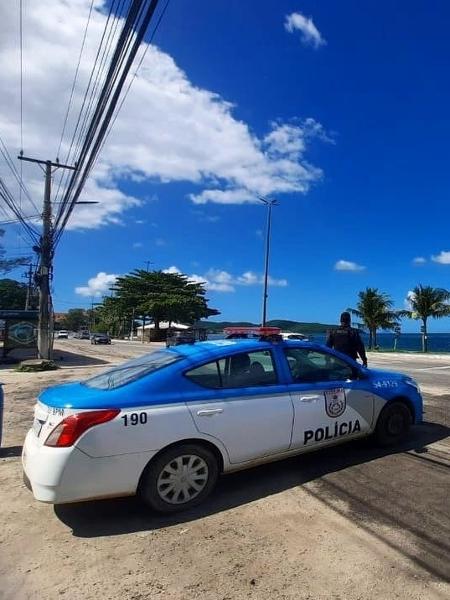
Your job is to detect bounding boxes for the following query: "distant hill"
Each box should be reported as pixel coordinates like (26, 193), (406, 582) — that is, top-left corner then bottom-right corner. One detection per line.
(198, 319), (335, 334)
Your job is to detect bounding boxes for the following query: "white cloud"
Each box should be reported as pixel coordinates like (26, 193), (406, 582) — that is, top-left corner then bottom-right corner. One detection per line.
(412, 256), (426, 265)
(431, 251), (450, 265)
(163, 265), (181, 274)
(404, 290), (415, 310)
(75, 272), (118, 297)
(133, 242), (143, 248)
(189, 188), (258, 205)
(161, 267), (287, 293)
(334, 260), (366, 272)
(155, 238), (166, 247)
(285, 11), (326, 49)
(0, 0), (329, 229)
(163, 265), (287, 293)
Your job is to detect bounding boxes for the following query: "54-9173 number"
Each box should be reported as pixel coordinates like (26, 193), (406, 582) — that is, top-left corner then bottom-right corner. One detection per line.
(121, 412), (148, 426)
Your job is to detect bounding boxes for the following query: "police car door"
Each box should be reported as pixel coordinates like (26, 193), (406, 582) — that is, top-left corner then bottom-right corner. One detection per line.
(184, 349), (293, 464)
(284, 347), (374, 450)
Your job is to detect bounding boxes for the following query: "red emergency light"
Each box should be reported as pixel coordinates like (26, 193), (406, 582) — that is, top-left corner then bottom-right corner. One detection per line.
(224, 326), (281, 337)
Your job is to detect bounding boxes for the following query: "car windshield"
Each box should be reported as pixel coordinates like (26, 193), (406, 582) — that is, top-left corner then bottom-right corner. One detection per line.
(83, 350), (181, 390)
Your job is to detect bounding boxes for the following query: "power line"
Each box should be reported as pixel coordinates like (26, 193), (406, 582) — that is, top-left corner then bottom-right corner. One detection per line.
(56, 0), (95, 162)
(0, 134), (39, 213)
(95, 0), (171, 164)
(19, 0), (24, 209)
(54, 0), (162, 244)
(0, 215), (40, 226)
(0, 177), (39, 244)
(53, 0), (122, 215)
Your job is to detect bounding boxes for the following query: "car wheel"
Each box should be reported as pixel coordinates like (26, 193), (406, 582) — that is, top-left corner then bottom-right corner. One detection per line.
(375, 401), (412, 446)
(139, 444), (219, 513)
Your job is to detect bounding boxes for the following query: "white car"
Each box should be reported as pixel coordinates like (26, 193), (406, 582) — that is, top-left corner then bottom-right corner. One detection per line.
(22, 330), (423, 513)
(281, 332), (309, 341)
(56, 330), (69, 339)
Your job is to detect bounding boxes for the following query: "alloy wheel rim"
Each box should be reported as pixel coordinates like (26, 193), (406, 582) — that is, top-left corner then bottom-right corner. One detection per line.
(157, 454), (209, 504)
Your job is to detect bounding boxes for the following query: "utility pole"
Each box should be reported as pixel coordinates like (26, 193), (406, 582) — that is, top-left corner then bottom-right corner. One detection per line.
(18, 156), (77, 359)
(144, 260), (153, 272)
(258, 196), (278, 327)
(23, 262), (34, 310)
(130, 307), (136, 341)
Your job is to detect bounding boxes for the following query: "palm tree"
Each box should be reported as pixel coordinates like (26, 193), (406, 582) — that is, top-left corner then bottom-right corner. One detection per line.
(348, 288), (403, 349)
(406, 285), (450, 352)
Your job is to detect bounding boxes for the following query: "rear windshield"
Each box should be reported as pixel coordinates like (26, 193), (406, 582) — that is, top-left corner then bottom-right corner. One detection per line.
(84, 350), (181, 390)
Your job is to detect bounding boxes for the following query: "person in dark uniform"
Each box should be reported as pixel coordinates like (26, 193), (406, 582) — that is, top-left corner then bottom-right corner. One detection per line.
(326, 311), (368, 367)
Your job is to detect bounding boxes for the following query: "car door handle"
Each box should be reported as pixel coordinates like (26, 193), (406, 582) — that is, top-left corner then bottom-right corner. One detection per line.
(299, 395), (321, 403)
(197, 408), (223, 416)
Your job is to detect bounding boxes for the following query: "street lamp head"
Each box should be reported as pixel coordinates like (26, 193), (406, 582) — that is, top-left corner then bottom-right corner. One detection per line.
(257, 195), (278, 206)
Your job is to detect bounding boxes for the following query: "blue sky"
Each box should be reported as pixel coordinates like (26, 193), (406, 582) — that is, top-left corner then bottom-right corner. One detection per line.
(2, 0), (450, 332)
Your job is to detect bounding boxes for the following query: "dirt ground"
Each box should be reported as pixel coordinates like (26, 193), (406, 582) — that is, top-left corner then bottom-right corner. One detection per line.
(0, 340), (449, 600)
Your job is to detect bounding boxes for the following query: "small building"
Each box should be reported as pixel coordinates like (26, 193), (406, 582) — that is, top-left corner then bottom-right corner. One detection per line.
(136, 321), (189, 342)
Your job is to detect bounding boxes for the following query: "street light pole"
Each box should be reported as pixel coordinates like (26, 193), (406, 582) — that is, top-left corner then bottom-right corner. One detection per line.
(258, 196), (278, 327)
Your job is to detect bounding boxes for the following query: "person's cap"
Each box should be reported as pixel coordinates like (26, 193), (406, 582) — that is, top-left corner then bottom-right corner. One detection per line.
(340, 311), (351, 325)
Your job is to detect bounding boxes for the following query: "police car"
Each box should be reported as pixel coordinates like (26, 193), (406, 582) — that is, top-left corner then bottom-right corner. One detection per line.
(22, 328), (422, 513)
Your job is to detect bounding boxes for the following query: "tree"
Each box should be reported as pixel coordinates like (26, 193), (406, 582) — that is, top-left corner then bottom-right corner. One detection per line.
(59, 308), (89, 332)
(0, 229), (29, 274)
(349, 288), (403, 349)
(406, 285), (450, 352)
(0, 279), (28, 309)
(101, 269), (220, 339)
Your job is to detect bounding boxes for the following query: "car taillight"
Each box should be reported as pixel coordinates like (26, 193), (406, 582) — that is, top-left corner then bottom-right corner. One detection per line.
(44, 409), (120, 448)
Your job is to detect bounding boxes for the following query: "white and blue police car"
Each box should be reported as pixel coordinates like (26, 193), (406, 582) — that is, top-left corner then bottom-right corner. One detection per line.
(22, 328), (423, 513)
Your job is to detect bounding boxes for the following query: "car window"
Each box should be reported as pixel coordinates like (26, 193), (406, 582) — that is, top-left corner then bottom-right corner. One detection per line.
(84, 350), (181, 390)
(184, 350), (278, 389)
(284, 348), (353, 383)
(221, 350), (277, 388)
(185, 361), (221, 388)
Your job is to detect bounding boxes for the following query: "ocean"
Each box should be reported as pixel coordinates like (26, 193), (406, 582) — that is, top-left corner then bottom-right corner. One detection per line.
(208, 332), (450, 352)
(307, 332), (450, 353)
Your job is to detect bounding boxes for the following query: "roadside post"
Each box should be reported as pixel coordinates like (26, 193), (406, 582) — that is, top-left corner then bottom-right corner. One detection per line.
(393, 326), (401, 351)
(420, 325), (427, 352)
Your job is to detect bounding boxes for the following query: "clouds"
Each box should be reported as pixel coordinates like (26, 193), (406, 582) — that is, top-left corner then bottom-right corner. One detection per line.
(431, 251), (450, 265)
(285, 11), (326, 49)
(411, 251), (450, 265)
(163, 266), (288, 293)
(334, 260), (366, 272)
(404, 290), (415, 310)
(75, 272), (118, 297)
(0, 1), (329, 232)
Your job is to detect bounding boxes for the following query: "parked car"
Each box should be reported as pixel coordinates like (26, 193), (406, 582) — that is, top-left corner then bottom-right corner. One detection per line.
(91, 333), (111, 345)
(281, 332), (310, 341)
(77, 330), (90, 340)
(56, 330), (69, 339)
(166, 328), (207, 347)
(22, 328), (422, 514)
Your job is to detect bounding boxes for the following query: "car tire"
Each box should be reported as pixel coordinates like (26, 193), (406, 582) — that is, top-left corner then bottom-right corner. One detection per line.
(375, 401), (412, 446)
(139, 443), (219, 513)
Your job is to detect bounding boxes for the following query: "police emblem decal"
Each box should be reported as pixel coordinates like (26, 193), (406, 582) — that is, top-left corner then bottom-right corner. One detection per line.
(324, 388), (346, 418)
